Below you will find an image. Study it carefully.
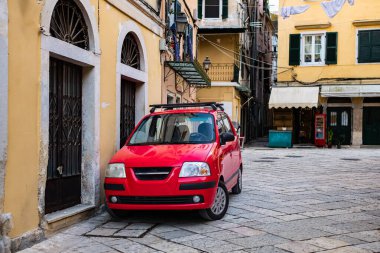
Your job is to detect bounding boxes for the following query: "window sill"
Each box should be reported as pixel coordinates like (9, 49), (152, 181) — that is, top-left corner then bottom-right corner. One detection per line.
(300, 63), (326, 67)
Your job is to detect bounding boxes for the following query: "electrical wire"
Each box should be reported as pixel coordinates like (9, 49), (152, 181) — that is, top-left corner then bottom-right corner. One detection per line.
(200, 35), (291, 70)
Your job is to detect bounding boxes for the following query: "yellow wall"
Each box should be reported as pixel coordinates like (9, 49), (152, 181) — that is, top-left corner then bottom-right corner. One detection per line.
(278, 0), (380, 83)
(197, 86), (241, 123)
(98, 0), (162, 198)
(4, 0), (41, 237)
(4, 0), (162, 238)
(198, 34), (238, 64)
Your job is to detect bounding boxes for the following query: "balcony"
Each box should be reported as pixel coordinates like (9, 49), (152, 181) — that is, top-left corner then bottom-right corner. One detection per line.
(208, 63), (239, 82)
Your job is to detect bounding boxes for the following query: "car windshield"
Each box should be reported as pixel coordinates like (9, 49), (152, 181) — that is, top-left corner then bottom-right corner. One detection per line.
(128, 113), (216, 145)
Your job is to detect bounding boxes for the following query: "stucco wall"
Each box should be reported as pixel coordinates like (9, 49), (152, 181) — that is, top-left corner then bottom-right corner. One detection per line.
(4, 0), (162, 239)
(278, 0), (380, 83)
(198, 34), (238, 65)
(197, 86), (241, 123)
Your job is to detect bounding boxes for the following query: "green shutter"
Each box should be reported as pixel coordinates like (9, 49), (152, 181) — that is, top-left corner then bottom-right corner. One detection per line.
(326, 32), (338, 64)
(289, 34), (301, 66)
(372, 30), (380, 62)
(198, 0), (202, 19)
(358, 31), (371, 63)
(222, 0), (228, 19)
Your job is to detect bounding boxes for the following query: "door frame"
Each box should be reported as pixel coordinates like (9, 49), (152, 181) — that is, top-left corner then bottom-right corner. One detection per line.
(39, 0), (101, 222)
(116, 21), (148, 150)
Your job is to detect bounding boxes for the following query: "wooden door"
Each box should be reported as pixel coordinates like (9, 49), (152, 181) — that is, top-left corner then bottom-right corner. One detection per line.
(363, 107), (380, 145)
(327, 107), (352, 145)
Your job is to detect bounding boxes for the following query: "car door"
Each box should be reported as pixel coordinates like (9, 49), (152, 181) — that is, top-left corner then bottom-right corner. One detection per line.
(218, 113), (237, 189)
(217, 113), (232, 184)
(223, 114), (240, 173)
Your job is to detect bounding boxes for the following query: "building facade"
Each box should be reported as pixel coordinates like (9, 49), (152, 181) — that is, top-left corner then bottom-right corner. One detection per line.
(196, 0), (249, 133)
(0, 0), (208, 251)
(274, 0), (380, 146)
(243, 0), (274, 141)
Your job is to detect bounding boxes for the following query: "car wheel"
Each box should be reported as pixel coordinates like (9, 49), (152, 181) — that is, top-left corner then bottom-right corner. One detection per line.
(199, 181), (229, 220)
(232, 168), (242, 194)
(106, 204), (128, 219)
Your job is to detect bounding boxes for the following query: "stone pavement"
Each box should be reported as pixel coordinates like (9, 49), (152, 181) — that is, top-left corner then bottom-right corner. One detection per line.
(20, 147), (380, 253)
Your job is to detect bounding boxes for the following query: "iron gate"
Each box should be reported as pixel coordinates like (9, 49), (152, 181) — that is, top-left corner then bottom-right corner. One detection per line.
(120, 80), (136, 147)
(45, 58), (82, 213)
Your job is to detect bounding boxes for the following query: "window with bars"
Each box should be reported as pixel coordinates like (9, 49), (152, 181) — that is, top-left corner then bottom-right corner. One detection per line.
(330, 112), (337, 126)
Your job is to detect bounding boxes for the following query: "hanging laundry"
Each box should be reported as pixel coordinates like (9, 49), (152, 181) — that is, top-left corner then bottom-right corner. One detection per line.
(281, 5), (310, 19)
(321, 0), (354, 18)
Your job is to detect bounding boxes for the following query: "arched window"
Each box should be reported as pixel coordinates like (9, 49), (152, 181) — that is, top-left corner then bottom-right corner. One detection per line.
(121, 33), (140, 69)
(50, 0), (89, 50)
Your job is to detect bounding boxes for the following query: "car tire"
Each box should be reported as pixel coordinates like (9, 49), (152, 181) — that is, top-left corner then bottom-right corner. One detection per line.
(232, 167), (242, 194)
(199, 181), (229, 220)
(106, 205), (128, 219)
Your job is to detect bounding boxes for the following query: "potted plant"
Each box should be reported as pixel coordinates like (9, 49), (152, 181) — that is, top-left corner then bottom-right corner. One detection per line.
(327, 128), (333, 148)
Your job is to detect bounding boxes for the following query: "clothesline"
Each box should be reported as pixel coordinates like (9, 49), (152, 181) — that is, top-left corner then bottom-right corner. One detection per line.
(281, 0), (355, 19)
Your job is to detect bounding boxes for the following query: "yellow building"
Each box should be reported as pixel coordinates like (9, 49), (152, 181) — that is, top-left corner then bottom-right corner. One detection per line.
(273, 0), (380, 146)
(0, 0), (207, 251)
(196, 0), (249, 128)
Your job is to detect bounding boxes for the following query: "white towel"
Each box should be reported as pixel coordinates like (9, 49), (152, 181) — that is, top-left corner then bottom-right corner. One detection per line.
(281, 5), (310, 19)
(321, 0), (354, 18)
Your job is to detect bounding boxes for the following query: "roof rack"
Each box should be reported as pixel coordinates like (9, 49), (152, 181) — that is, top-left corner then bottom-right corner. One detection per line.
(149, 102), (224, 113)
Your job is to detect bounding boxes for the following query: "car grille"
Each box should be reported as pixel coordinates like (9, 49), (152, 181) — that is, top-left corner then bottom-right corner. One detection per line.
(133, 167), (172, 180)
(114, 196), (204, 204)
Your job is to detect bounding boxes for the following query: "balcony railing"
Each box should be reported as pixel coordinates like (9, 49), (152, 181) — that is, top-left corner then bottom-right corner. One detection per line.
(208, 63), (239, 82)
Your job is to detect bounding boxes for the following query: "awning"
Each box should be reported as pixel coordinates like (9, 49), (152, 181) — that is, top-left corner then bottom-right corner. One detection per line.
(165, 61), (211, 87)
(269, 86), (320, 108)
(321, 85), (380, 97)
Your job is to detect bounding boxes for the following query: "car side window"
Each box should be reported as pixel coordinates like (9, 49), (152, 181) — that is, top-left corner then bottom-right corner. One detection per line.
(217, 113), (226, 134)
(222, 114), (233, 134)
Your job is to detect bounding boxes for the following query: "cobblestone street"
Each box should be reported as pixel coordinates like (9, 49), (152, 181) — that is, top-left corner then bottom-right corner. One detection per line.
(21, 147), (380, 253)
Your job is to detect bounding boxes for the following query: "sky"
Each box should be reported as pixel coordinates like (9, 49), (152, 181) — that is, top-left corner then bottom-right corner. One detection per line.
(269, 0), (279, 13)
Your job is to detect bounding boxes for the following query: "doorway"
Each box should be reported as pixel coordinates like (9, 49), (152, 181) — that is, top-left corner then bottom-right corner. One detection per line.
(363, 107), (380, 145)
(120, 79), (136, 147)
(45, 58), (82, 213)
(327, 107), (352, 145)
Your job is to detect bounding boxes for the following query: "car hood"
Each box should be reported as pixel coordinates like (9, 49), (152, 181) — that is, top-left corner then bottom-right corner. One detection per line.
(109, 143), (216, 167)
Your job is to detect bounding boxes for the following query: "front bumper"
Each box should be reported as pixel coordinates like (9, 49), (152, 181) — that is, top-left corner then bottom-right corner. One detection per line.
(104, 167), (218, 211)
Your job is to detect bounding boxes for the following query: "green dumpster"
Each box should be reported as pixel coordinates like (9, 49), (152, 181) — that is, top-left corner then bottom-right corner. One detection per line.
(268, 130), (292, 148)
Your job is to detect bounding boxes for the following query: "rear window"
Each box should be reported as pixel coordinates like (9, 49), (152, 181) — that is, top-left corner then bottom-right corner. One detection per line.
(128, 113), (216, 145)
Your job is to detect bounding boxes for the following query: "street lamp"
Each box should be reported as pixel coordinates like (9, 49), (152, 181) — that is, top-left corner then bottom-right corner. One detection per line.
(203, 56), (211, 72)
(175, 12), (188, 36)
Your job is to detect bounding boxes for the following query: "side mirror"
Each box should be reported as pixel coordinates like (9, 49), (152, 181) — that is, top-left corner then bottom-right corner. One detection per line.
(220, 132), (235, 145)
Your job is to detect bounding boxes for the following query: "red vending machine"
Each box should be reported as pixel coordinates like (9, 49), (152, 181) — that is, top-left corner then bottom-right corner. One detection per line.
(315, 113), (326, 147)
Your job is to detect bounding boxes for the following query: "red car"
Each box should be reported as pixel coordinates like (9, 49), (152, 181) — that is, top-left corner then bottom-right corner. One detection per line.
(104, 102), (242, 220)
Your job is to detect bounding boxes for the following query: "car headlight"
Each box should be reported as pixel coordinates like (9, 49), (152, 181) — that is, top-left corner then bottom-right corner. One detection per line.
(179, 162), (210, 177)
(106, 163), (126, 178)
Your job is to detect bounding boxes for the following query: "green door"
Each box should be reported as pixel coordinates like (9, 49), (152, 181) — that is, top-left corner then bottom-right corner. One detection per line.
(327, 107), (352, 145)
(363, 107), (380, 145)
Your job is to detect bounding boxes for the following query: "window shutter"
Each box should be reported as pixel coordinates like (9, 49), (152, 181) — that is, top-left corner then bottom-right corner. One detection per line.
(370, 30), (380, 62)
(222, 0), (228, 19)
(198, 0), (202, 19)
(358, 31), (371, 63)
(326, 32), (338, 64)
(289, 34), (300, 66)
(175, 0), (181, 16)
